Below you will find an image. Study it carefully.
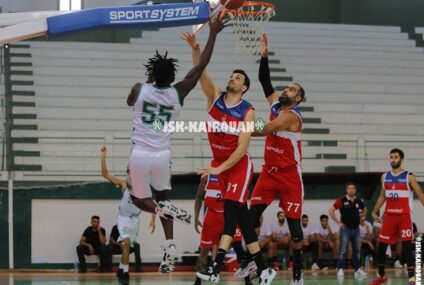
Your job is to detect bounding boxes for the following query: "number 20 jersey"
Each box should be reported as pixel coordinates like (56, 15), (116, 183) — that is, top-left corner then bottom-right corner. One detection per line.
(383, 170), (413, 215)
(132, 83), (182, 150)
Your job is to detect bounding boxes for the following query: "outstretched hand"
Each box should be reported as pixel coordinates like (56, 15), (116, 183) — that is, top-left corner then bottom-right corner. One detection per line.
(260, 33), (269, 57)
(180, 32), (199, 49)
(100, 145), (107, 157)
(208, 13), (231, 35)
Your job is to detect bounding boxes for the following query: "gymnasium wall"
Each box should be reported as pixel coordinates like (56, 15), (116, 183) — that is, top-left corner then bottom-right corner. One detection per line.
(2, 178), (423, 268)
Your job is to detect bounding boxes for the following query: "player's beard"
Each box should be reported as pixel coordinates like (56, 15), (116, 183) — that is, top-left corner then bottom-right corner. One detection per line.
(278, 218), (286, 224)
(226, 85), (238, 93)
(279, 95), (295, 106)
(391, 161), (401, 169)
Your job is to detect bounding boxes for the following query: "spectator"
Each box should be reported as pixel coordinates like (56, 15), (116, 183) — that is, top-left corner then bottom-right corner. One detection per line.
(301, 214), (314, 247)
(311, 214), (338, 270)
(329, 182), (367, 277)
(359, 213), (375, 257)
(76, 215), (109, 272)
(269, 211), (291, 270)
(108, 225), (143, 272)
(257, 215), (273, 266)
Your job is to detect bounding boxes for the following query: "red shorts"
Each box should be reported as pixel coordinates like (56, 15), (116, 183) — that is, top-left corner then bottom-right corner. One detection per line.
(251, 164), (304, 219)
(211, 155), (253, 203)
(200, 209), (243, 248)
(378, 213), (413, 244)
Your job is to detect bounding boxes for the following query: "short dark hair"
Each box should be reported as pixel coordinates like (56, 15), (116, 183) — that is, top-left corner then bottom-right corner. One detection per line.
(302, 214), (308, 219)
(390, 148), (404, 159)
(233, 69), (250, 94)
(144, 50), (178, 86)
(91, 215), (100, 220)
(294, 83), (305, 103)
(320, 214), (328, 221)
(345, 182), (357, 189)
(277, 211), (285, 217)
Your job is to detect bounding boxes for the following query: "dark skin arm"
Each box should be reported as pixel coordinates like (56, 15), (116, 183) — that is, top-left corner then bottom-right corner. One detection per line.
(127, 82), (141, 107)
(174, 16), (227, 103)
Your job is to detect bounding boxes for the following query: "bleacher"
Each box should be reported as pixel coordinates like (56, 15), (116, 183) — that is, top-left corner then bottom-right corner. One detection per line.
(8, 21), (424, 181)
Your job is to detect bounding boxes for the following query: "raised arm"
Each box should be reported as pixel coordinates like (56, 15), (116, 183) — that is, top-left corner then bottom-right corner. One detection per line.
(409, 173), (424, 205)
(258, 34), (278, 105)
(253, 110), (300, 136)
(181, 32), (220, 109)
(127, 82), (141, 107)
(194, 174), (207, 234)
(100, 146), (126, 191)
(174, 16), (226, 103)
(371, 174), (387, 222)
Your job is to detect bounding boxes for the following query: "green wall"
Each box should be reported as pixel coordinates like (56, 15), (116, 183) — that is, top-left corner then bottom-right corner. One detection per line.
(0, 190), (8, 268)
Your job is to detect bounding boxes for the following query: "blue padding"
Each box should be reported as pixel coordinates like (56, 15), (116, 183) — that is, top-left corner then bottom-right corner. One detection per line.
(47, 2), (210, 35)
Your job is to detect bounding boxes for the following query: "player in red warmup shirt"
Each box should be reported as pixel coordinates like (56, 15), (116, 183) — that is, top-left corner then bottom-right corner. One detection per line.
(370, 149), (424, 285)
(247, 34), (306, 285)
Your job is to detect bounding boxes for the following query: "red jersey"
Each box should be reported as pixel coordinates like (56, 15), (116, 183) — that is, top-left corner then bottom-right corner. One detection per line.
(383, 170), (413, 215)
(264, 102), (302, 168)
(207, 93), (254, 162)
(204, 174), (224, 213)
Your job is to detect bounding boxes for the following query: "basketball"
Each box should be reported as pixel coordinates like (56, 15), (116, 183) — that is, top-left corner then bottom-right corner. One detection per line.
(220, 0), (244, 10)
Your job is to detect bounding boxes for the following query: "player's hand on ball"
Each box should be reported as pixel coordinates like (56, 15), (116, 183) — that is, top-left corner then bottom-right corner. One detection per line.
(208, 13), (230, 35)
(180, 32), (199, 49)
(194, 219), (203, 234)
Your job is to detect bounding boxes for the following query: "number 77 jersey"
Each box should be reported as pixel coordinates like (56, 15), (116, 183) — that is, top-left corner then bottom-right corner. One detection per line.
(132, 83), (182, 149)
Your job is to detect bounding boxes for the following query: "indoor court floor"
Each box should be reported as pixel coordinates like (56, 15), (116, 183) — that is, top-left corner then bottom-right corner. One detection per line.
(0, 270), (413, 285)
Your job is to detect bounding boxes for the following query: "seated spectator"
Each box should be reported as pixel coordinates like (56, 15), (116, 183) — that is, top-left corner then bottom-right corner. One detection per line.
(269, 211), (291, 270)
(311, 214), (338, 269)
(257, 215), (273, 266)
(301, 214), (314, 248)
(76, 215), (109, 273)
(359, 214), (375, 257)
(108, 225), (143, 272)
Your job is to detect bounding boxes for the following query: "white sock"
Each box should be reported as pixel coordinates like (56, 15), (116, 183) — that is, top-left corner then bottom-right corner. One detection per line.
(119, 263), (129, 273)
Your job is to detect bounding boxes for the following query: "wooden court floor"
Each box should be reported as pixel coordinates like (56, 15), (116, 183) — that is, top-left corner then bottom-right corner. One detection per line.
(0, 269), (412, 284)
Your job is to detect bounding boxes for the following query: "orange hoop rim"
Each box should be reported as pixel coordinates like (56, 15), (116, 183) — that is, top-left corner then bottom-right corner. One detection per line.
(227, 1), (275, 16)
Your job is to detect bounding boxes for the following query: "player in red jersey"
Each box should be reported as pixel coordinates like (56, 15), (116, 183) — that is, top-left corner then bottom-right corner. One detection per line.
(370, 149), (424, 285)
(247, 34), (306, 285)
(193, 175), (252, 285)
(182, 32), (275, 285)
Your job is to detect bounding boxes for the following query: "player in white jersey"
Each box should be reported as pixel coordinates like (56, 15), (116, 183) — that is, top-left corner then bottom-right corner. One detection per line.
(100, 146), (156, 285)
(125, 17), (226, 273)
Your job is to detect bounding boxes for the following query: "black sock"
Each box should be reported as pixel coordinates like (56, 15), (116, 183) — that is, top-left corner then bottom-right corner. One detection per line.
(378, 264), (385, 277)
(232, 241), (246, 263)
(293, 249), (302, 281)
(407, 267), (414, 279)
(251, 251), (267, 273)
(194, 276), (201, 285)
(213, 248), (227, 273)
(244, 276), (252, 285)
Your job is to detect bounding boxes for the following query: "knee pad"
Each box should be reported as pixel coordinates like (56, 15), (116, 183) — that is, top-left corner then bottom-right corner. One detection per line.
(249, 204), (267, 229)
(223, 200), (241, 237)
(287, 218), (303, 243)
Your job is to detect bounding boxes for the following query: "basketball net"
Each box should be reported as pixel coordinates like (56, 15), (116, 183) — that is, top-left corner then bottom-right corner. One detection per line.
(227, 1), (275, 55)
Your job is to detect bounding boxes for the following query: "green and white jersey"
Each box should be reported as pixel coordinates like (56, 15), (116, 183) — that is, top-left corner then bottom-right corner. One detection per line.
(131, 83), (182, 150)
(119, 189), (141, 217)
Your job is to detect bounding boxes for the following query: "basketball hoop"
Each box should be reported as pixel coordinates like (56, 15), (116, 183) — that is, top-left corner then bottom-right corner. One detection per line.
(227, 1), (275, 55)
